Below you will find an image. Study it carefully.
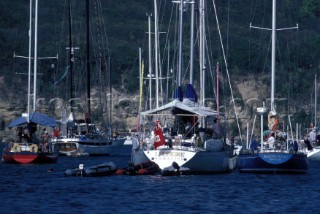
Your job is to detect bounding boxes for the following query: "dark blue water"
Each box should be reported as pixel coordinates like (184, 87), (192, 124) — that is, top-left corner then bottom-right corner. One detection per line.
(1, 144), (319, 214)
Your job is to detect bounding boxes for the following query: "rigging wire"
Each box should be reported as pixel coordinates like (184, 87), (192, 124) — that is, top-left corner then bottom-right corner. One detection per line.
(211, 0), (243, 142)
(12, 0), (23, 87)
(203, 3), (217, 102)
(250, 0), (269, 74)
(93, 0), (109, 124)
(226, 0), (230, 61)
(160, 1), (175, 101)
(171, 4), (179, 93)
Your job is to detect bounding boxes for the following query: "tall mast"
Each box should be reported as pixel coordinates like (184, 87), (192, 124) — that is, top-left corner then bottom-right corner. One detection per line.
(178, 0), (183, 86)
(166, 40), (170, 103)
(154, 0), (159, 108)
(109, 56), (112, 133)
(270, 0), (276, 111)
(33, 0), (38, 112)
(86, 0), (91, 115)
(68, 0), (74, 112)
(147, 13), (152, 110)
(27, 0), (33, 120)
(139, 48), (142, 112)
(199, 0), (206, 105)
(189, 1), (195, 85)
(315, 74), (317, 128)
(250, 0), (297, 111)
(216, 62), (219, 114)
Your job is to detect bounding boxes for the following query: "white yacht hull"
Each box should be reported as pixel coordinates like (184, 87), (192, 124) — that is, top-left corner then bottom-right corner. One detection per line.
(131, 138), (236, 174)
(52, 137), (125, 156)
(307, 146), (320, 160)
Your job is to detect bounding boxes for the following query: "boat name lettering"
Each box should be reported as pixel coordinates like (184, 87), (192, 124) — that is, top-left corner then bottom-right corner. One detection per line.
(158, 151), (185, 157)
(261, 154), (287, 160)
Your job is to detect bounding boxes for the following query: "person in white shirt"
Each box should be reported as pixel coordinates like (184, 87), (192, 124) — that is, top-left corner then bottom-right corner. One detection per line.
(308, 129), (316, 146)
(267, 132), (275, 149)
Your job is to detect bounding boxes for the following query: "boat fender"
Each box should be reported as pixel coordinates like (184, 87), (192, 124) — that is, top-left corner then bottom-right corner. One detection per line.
(114, 169), (126, 175)
(30, 144), (38, 153)
(13, 143), (21, 152)
(138, 168), (147, 175)
(64, 169), (77, 176)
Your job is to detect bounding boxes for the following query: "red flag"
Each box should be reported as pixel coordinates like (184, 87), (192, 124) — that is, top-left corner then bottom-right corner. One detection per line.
(154, 120), (165, 149)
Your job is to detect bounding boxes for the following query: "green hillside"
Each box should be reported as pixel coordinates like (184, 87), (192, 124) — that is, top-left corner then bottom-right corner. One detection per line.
(0, 0), (319, 134)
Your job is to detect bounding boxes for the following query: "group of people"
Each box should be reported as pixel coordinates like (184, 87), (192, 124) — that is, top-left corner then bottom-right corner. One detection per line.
(150, 116), (222, 149)
(40, 128), (50, 152)
(14, 124), (61, 153)
(15, 125), (33, 143)
(249, 134), (274, 152)
(250, 132), (299, 153)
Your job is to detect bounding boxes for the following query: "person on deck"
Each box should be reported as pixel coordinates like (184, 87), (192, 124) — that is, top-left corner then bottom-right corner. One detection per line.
(198, 126), (205, 146)
(23, 126), (32, 143)
(267, 132), (275, 149)
(304, 134), (313, 151)
(293, 140), (298, 153)
(272, 116), (279, 131)
(212, 118), (221, 139)
(53, 127), (60, 139)
(250, 136), (258, 153)
(16, 127), (23, 143)
(41, 128), (50, 152)
(308, 129), (316, 147)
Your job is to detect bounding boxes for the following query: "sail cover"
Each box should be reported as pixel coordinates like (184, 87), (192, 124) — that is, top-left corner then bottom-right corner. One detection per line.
(185, 84), (197, 102)
(141, 99), (219, 117)
(174, 86), (183, 101)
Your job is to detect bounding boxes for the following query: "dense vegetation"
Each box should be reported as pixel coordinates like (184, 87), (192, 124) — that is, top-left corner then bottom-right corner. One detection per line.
(0, 0), (319, 131)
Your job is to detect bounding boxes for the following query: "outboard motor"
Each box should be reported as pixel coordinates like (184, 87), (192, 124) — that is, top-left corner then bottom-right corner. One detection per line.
(172, 161), (180, 173)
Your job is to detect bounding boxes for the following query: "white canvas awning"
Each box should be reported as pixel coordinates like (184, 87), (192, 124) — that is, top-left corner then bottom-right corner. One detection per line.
(140, 99), (219, 117)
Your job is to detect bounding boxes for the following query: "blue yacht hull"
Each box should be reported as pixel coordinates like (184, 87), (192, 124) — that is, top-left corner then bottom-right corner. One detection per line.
(238, 152), (308, 174)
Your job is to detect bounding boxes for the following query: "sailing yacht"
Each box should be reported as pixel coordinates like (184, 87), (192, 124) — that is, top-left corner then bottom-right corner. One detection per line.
(52, 113), (125, 156)
(2, 0), (59, 164)
(131, 0), (236, 174)
(51, 1), (125, 156)
(237, 0), (308, 173)
(305, 75), (320, 160)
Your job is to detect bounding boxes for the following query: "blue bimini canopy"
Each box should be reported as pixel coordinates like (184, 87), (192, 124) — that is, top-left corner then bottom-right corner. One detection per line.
(8, 112), (57, 128)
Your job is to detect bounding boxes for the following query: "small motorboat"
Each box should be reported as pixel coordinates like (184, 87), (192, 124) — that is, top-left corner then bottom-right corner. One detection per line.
(64, 161), (117, 177)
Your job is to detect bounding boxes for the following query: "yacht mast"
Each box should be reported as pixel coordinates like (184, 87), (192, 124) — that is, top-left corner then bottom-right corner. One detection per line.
(315, 74), (317, 128)
(68, 0), (74, 112)
(178, 0), (183, 86)
(199, 0), (206, 105)
(33, 0), (38, 112)
(147, 13), (152, 110)
(27, 0), (33, 120)
(270, 0), (276, 111)
(189, 1), (195, 85)
(154, 0), (159, 108)
(86, 0), (91, 115)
